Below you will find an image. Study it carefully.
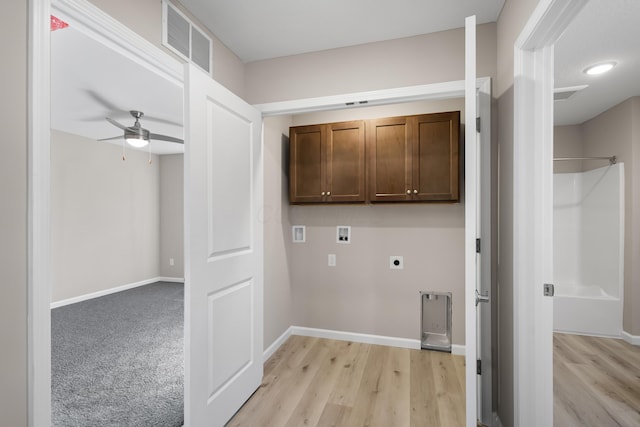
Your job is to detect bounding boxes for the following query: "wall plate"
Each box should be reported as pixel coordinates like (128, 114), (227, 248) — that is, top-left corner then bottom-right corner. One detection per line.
(390, 256), (404, 269)
(337, 225), (351, 244)
(292, 225), (305, 243)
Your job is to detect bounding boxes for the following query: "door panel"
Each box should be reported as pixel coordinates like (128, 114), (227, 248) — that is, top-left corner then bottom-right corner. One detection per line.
(207, 100), (252, 256)
(185, 64), (263, 427)
(289, 125), (324, 203)
(366, 117), (410, 201)
(414, 112), (460, 201)
(326, 121), (365, 202)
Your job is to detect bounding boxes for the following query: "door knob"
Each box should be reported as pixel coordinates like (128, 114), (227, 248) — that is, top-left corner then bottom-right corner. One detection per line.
(475, 290), (489, 306)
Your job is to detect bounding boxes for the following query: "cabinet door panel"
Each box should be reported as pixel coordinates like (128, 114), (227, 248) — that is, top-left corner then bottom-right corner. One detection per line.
(413, 112), (460, 201)
(289, 125), (324, 203)
(327, 121), (365, 202)
(367, 117), (411, 202)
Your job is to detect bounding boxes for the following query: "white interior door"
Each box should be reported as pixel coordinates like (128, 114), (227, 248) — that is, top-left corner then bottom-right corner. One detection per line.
(184, 64), (264, 426)
(464, 14), (479, 427)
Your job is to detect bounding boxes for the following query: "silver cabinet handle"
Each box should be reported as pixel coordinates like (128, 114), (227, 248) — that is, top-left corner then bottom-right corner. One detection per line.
(321, 192), (326, 196)
(413, 189), (418, 194)
(406, 190), (411, 194)
(326, 191), (331, 196)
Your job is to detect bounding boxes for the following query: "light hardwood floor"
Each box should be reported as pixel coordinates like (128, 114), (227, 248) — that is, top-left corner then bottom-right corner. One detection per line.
(227, 335), (466, 426)
(554, 333), (640, 427)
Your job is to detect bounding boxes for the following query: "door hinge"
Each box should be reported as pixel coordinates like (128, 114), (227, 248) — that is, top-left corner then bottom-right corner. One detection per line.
(476, 117), (481, 133)
(544, 283), (555, 297)
(476, 238), (481, 253)
(477, 359), (482, 375)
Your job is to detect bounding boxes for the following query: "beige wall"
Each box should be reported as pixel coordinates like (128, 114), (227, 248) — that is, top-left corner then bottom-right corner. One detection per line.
(553, 125), (583, 173)
(269, 99), (466, 344)
(87, 0), (246, 98)
(159, 154), (184, 279)
(51, 131), (161, 302)
(0, 1), (27, 424)
(245, 23), (496, 104)
(581, 97), (640, 336)
(263, 115), (295, 347)
(496, 0), (542, 425)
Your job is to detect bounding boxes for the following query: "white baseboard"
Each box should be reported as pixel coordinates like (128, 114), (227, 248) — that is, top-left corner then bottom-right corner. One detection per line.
(50, 277), (184, 309)
(622, 330), (640, 346)
(290, 326), (465, 355)
(263, 326), (293, 362)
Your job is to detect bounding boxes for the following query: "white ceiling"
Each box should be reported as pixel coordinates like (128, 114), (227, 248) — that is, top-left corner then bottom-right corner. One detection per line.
(51, 25), (184, 155)
(554, 0), (640, 125)
(179, 0), (506, 63)
(51, 0), (640, 152)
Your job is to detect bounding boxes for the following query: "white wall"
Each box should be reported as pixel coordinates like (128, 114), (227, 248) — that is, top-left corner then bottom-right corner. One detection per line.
(51, 131), (161, 302)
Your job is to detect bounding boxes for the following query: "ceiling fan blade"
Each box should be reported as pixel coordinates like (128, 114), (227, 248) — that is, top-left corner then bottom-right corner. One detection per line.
(149, 133), (184, 144)
(98, 135), (124, 141)
(106, 117), (128, 131)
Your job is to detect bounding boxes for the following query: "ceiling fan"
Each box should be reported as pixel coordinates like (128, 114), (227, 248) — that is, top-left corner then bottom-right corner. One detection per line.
(100, 110), (183, 147)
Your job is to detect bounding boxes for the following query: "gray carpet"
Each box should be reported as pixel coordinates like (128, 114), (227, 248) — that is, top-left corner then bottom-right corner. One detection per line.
(52, 281), (184, 427)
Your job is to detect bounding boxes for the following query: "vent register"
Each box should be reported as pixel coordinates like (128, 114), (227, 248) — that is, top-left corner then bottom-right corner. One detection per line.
(163, 0), (212, 74)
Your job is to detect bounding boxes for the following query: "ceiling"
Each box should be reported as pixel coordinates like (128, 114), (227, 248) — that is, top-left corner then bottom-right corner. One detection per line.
(51, 0), (640, 152)
(554, 0), (640, 125)
(51, 25), (184, 155)
(179, 0), (506, 63)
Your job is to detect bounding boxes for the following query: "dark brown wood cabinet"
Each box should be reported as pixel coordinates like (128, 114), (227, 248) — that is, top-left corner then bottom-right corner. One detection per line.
(289, 111), (459, 204)
(367, 111), (460, 202)
(289, 121), (365, 203)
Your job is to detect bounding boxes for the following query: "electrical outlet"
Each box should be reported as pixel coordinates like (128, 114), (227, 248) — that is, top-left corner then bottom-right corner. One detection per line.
(390, 256), (404, 270)
(328, 254), (336, 267)
(169, 258), (175, 266)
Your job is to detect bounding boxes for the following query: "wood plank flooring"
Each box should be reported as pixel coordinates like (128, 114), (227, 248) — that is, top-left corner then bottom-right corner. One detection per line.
(554, 333), (640, 427)
(227, 335), (466, 426)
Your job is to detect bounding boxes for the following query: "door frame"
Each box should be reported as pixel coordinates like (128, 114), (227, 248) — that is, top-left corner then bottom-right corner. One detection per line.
(29, 0), (184, 425)
(512, 0), (586, 425)
(29, 1), (491, 425)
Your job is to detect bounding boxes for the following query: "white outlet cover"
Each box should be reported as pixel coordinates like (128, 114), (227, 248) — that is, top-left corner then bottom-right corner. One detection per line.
(328, 254), (336, 267)
(390, 256), (404, 269)
(292, 225), (306, 243)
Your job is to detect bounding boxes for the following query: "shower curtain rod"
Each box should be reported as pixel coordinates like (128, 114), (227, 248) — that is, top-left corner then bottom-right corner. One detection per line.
(553, 155), (617, 165)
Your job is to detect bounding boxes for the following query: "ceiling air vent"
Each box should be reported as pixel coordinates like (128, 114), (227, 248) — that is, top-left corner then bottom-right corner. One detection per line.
(554, 85), (588, 101)
(162, 1), (212, 74)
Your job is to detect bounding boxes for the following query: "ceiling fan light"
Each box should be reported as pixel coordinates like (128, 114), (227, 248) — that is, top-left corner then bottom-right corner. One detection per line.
(125, 135), (149, 148)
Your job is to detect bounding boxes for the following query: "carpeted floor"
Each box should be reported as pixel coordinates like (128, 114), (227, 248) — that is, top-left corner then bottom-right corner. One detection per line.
(52, 281), (184, 427)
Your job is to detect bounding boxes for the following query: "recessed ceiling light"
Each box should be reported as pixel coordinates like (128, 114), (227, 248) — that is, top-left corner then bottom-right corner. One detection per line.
(584, 62), (616, 75)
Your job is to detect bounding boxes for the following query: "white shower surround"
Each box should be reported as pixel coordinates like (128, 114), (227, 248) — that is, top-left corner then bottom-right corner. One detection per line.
(553, 163), (624, 337)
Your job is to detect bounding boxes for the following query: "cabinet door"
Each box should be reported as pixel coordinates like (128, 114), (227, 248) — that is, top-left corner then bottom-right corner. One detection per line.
(289, 125), (325, 203)
(412, 111), (460, 201)
(326, 121), (365, 202)
(366, 116), (412, 202)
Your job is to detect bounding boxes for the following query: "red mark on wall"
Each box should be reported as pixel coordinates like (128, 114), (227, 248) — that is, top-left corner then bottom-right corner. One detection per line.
(51, 15), (69, 31)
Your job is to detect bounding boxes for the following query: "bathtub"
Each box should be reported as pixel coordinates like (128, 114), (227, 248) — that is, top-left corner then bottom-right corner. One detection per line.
(553, 283), (622, 337)
(553, 164), (624, 337)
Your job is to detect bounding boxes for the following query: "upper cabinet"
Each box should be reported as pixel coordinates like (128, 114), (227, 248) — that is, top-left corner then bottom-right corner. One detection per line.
(367, 111), (460, 202)
(289, 121), (365, 203)
(289, 111), (459, 204)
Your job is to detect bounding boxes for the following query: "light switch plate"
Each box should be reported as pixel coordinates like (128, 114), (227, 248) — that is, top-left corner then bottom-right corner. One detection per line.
(328, 254), (336, 267)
